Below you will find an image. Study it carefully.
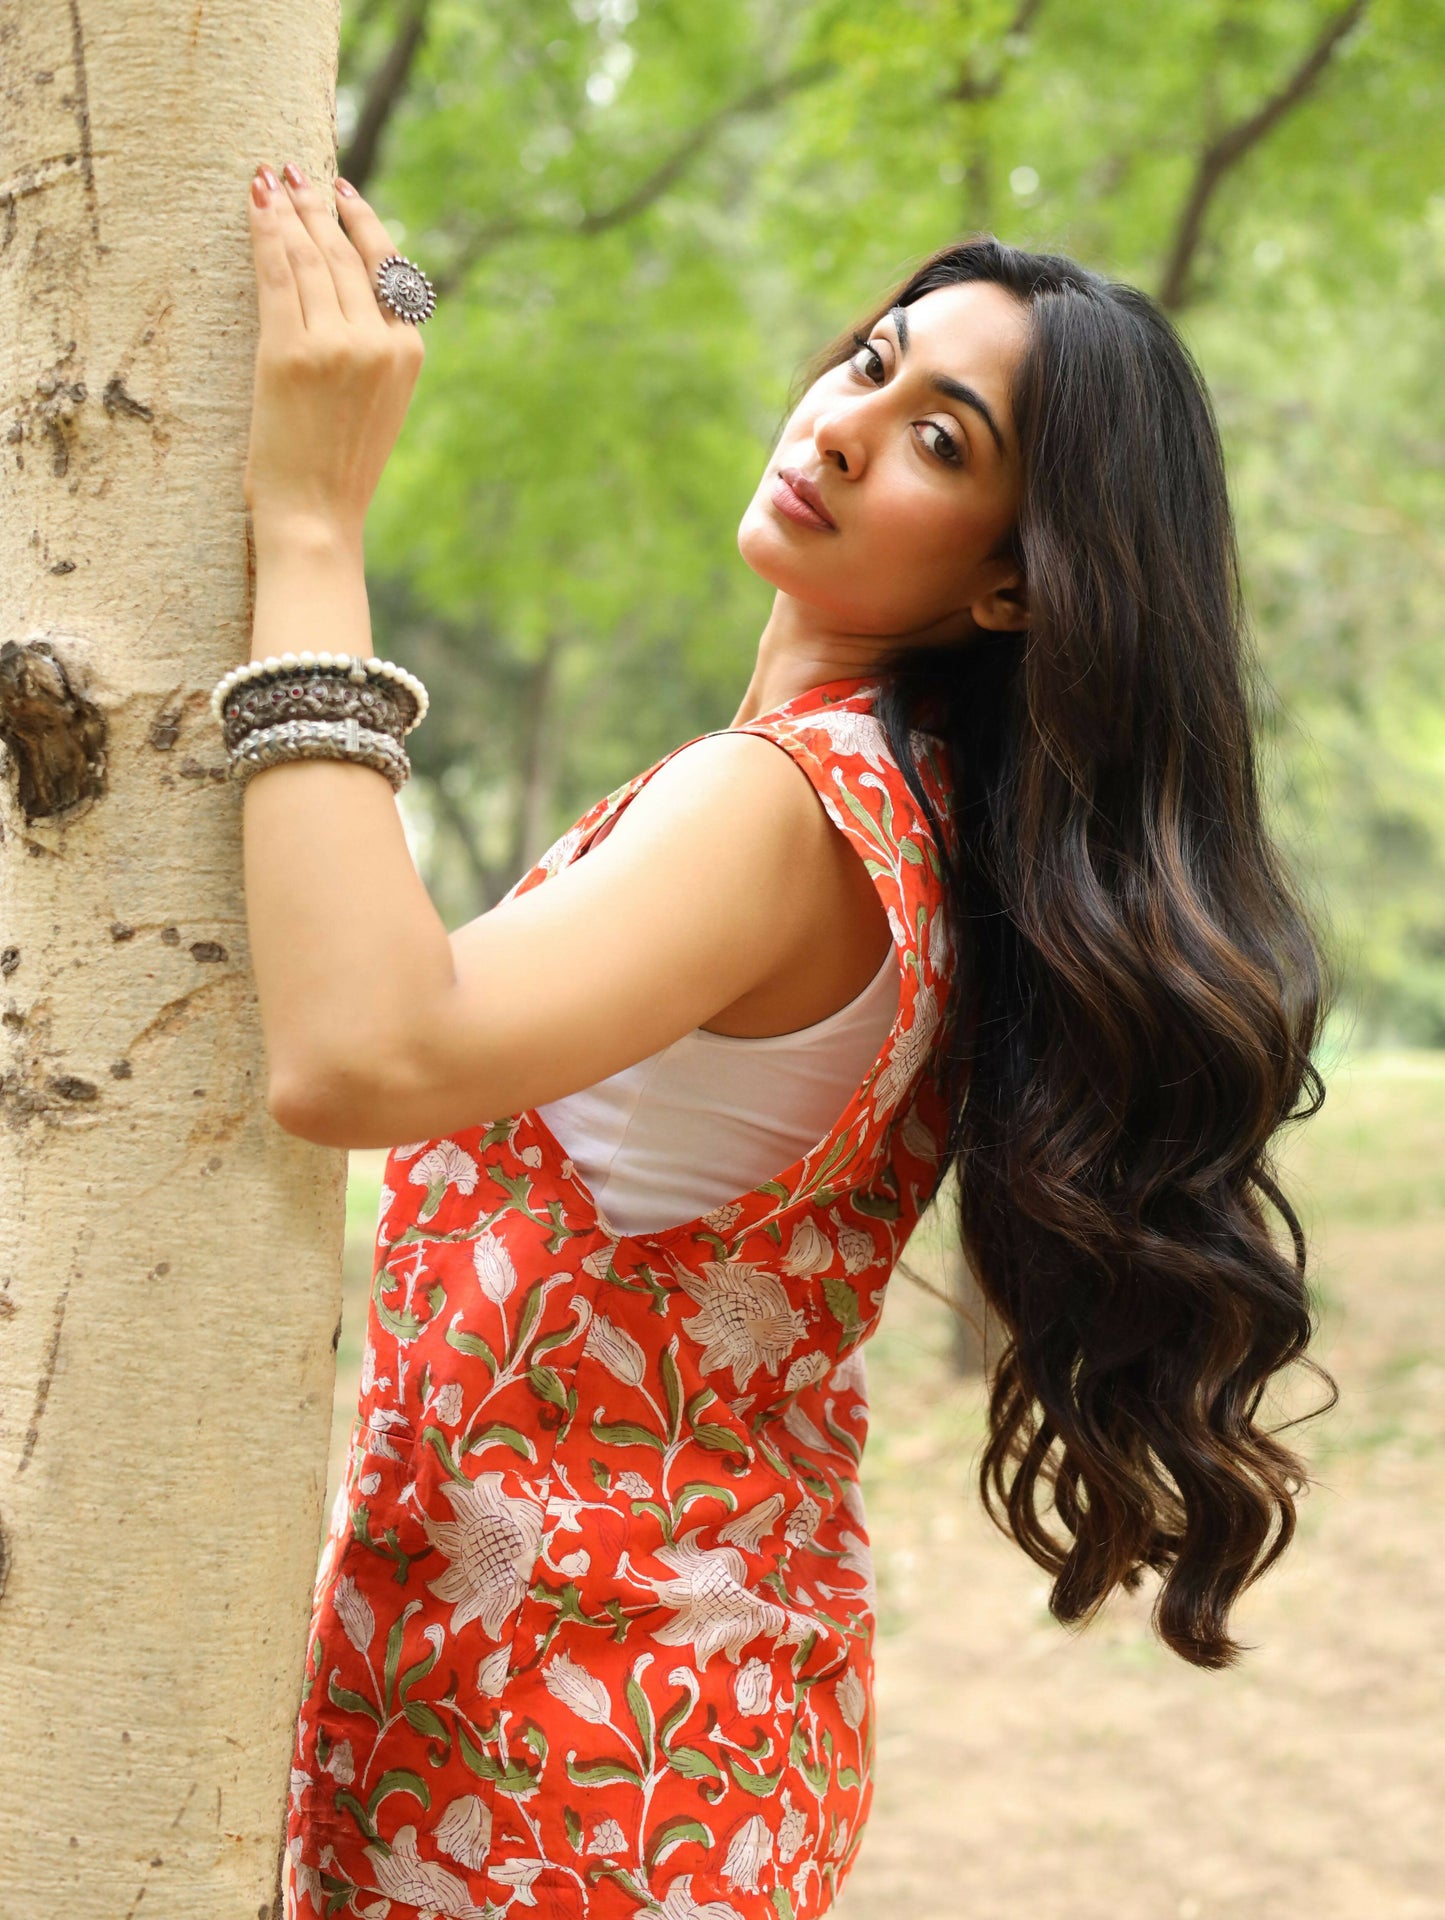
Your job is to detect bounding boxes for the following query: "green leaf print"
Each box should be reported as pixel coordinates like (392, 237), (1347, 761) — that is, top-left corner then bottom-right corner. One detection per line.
(728, 1757), (785, 1796)
(421, 1425), (468, 1483)
(666, 1745), (722, 1781)
(838, 1765), (863, 1790)
(822, 1275), (861, 1333)
(327, 1671), (382, 1726)
(566, 1755), (645, 1789)
(590, 1414), (667, 1452)
(672, 1481), (738, 1525)
(659, 1342), (683, 1442)
(772, 1891), (798, 1920)
(457, 1726), (541, 1796)
(626, 1674), (656, 1766)
(528, 1363), (568, 1409)
(463, 1422), (536, 1460)
(445, 1322), (499, 1371)
(384, 1600), (423, 1712)
(366, 1769), (431, 1819)
(507, 1281), (545, 1365)
(372, 1268), (421, 1341)
(646, 1815), (714, 1869)
(564, 1805), (584, 1851)
(691, 1423), (753, 1461)
(402, 1700), (449, 1741)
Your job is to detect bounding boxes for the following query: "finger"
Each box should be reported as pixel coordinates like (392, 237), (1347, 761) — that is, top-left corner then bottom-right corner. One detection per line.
(332, 179), (424, 332)
(279, 162), (383, 328)
(260, 164), (345, 332)
(248, 166), (304, 340)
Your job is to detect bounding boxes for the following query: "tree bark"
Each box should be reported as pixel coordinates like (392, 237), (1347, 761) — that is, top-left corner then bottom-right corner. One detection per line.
(0, 4), (344, 1914)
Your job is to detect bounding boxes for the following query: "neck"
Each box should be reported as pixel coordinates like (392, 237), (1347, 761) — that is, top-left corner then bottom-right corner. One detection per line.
(728, 592), (891, 728)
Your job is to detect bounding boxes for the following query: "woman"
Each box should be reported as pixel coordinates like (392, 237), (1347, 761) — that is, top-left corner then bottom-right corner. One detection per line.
(238, 165), (1332, 1920)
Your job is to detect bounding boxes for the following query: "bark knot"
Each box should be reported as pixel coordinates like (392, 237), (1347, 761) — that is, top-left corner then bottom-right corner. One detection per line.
(0, 641), (106, 821)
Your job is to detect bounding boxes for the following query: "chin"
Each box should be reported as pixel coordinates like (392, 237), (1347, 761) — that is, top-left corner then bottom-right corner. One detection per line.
(736, 498), (814, 594)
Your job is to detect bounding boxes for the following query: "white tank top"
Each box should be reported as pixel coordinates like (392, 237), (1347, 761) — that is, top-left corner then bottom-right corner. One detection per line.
(535, 945), (901, 1236)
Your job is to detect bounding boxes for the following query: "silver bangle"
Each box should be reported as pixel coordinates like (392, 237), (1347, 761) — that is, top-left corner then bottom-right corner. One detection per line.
(221, 672), (413, 751)
(209, 652), (428, 734)
(228, 717), (411, 792)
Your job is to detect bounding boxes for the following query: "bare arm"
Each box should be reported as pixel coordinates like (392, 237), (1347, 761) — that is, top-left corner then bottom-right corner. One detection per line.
(237, 165), (874, 1150)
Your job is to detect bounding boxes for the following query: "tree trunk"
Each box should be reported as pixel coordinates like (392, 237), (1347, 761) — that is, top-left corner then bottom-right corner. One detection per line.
(0, 5), (344, 1914)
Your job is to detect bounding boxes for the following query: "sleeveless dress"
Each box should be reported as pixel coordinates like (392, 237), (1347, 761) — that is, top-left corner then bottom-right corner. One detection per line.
(282, 671), (958, 1920)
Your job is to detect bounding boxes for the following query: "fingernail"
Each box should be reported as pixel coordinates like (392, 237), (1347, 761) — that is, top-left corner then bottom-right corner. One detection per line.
(283, 162), (306, 189)
(261, 165), (280, 191)
(251, 170), (268, 207)
(335, 176), (357, 198)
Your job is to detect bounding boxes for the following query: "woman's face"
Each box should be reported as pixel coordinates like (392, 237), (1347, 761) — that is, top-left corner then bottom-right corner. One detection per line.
(737, 279), (1031, 642)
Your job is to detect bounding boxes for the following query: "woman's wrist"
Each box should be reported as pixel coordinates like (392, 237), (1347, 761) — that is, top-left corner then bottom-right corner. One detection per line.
(247, 511), (372, 666)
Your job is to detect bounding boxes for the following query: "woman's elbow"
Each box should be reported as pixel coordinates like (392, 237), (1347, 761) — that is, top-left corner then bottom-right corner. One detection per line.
(265, 1059), (385, 1149)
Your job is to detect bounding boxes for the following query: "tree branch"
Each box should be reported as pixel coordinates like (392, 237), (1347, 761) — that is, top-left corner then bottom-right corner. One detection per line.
(944, 0), (1045, 105)
(1157, 0), (1368, 311)
(339, 0), (435, 194)
(434, 61), (832, 296)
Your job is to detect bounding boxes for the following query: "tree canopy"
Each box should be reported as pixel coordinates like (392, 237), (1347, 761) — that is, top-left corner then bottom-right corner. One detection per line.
(338, 0), (1445, 1042)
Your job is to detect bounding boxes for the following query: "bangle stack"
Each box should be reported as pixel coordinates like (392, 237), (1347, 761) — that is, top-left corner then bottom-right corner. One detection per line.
(209, 651), (429, 792)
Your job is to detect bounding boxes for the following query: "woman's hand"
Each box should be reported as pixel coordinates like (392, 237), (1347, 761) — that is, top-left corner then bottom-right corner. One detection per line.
(242, 162), (425, 546)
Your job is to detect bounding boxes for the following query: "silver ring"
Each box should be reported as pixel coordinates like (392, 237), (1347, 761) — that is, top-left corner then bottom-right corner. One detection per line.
(374, 253), (437, 325)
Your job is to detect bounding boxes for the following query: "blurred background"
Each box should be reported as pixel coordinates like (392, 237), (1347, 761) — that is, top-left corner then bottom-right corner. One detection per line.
(327, 2), (1443, 1913)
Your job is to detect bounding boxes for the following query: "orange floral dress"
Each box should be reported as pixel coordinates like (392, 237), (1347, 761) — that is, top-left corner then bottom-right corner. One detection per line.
(283, 672), (957, 1920)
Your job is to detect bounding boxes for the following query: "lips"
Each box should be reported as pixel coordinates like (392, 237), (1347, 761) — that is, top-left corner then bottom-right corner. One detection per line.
(770, 466), (838, 531)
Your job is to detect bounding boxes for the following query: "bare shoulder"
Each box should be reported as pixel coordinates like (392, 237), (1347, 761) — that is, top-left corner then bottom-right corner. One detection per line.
(588, 727), (838, 871)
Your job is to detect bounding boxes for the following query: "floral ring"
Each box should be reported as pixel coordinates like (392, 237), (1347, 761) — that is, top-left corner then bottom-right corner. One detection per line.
(374, 253), (437, 325)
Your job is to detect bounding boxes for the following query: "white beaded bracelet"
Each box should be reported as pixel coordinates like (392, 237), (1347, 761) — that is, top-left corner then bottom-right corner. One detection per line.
(208, 652), (429, 733)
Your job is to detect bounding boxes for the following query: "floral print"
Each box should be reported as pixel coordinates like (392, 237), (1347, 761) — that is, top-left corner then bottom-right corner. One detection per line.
(283, 673), (956, 1920)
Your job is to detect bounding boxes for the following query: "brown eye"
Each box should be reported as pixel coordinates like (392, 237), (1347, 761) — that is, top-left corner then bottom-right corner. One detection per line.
(849, 335), (885, 384)
(917, 421), (963, 467)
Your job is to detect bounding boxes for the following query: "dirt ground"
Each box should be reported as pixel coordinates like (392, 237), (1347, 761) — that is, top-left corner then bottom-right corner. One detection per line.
(330, 1051), (1444, 1920)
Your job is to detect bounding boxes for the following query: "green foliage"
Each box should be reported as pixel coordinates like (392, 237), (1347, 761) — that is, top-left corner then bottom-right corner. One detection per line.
(340, 0), (1445, 1036)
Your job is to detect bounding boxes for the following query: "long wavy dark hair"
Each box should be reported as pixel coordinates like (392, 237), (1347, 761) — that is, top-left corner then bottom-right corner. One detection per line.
(801, 237), (1337, 1670)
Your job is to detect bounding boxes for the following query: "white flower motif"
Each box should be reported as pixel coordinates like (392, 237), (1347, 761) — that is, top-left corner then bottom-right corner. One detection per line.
(358, 1470), (381, 1497)
(359, 1341), (378, 1394)
(435, 1793), (492, 1871)
(676, 1260), (806, 1391)
(377, 1183), (395, 1222)
(724, 1814), (774, 1893)
(873, 981), (940, 1114)
(928, 903), (951, 977)
(838, 1529), (879, 1615)
(557, 1549), (591, 1578)
(332, 1574), (375, 1653)
(583, 1314), (647, 1388)
(542, 1650), (612, 1724)
(653, 1878), (748, 1920)
(733, 1657), (772, 1716)
(540, 825), (584, 876)
(433, 1380), (464, 1427)
(364, 1825), (479, 1916)
(781, 1401), (829, 1452)
(476, 1646), (510, 1696)
(422, 1472), (544, 1637)
(783, 1352), (829, 1395)
(489, 1858), (547, 1905)
(519, 1144), (543, 1168)
(646, 1527), (793, 1668)
(777, 1791), (808, 1863)
(324, 1739), (355, 1786)
(780, 1219), (831, 1277)
(784, 1494), (822, 1549)
(391, 1140), (430, 1161)
(288, 1767), (311, 1812)
(286, 1837), (324, 1910)
(836, 1667), (867, 1730)
(805, 707), (890, 773)
(364, 1407), (412, 1460)
(472, 1229), (519, 1305)
(829, 1212), (875, 1276)
(718, 1493), (784, 1554)
(409, 1141), (479, 1197)
(588, 1817), (627, 1856)
(580, 1237), (620, 1279)
(701, 1199), (744, 1232)
(617, 1470), (652, 1500)
(831, 1349), (868, 1395)
(841, 1476), (868, 1529)
(901, 1101), (941, 1163)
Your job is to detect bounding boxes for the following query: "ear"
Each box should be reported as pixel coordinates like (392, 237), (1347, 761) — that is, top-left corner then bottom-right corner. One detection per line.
(968, 563), (1029, 634)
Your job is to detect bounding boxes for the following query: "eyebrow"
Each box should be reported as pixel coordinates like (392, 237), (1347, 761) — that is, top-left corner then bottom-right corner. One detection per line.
(887, 303), (1008, 461)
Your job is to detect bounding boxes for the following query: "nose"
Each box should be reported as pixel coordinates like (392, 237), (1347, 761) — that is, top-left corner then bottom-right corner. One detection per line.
(811, 395), (869, 478)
